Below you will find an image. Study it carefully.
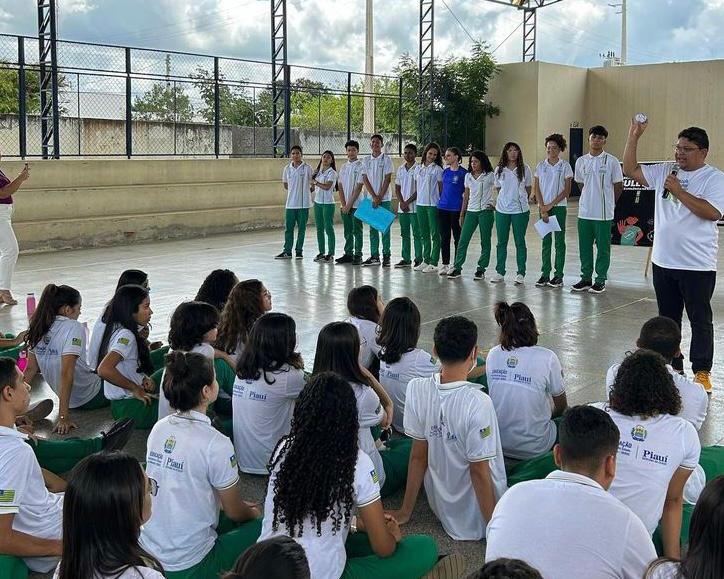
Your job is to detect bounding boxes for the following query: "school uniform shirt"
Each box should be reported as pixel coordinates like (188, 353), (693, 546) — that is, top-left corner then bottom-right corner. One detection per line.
(379, 348), (440, 433)
(416, 163), (444, 206)
(535, 158), (574, 206)
(485, 470), (656, 579)
(31, 315), (102, 408)
(232, 364), (306, 474)
(395, 163), (419, 213)
(351, 381), (386, 488)
(464, 172), (495, 212)
(439, 167), (467, 211)
(258, 445), (381, 579)
(574, 152), (624, 221)
(283, 162), (313, 209)
(338, 160), (365, 208)
(486, 345), (565, 460)
(590, 402), (700, 534)
(52, 565), (165, 579)
(157, 343), (215, 420)
(140, 410), (240, 572)
(362, 153), (394, 202)
(87, 314), (107, 370)
(102, 326), (145, 400)
(404, 374), (507, 540)
(605, 363), (708, 431)
(313, 167), (338, 205)
(641, 162), (724, 271)
(0, 426), (63, 573)
(344, 316), (381, 369)
(494, 166), (533, 214)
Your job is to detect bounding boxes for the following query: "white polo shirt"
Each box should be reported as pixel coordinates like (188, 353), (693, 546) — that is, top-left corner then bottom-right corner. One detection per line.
(53, 565), (164, 579)
(338, 160), (365, 208)
(102, 326), (145, 400)
(379, 348), (439, 433)
(283, 162), (313, 209)
(535, 158), (574, 206)
(465, 172), (495, 212)
(87, 313), (107, 370)
(590, 403), (700, 534)
(605, 363), (708, 431)
(362, 153), (394, 201)
(494, 166), (532, 214)
(258, 445), (380, 579)
(140, 411), (240, 572)
(351, 381), (386, 488)
(0, 426), (63, 573)
(404, 374), (507, 540)
(313, 167), (337, 205)
(395, 163), (419, 213)
(157, 343), (215, 421)
(485, 470), (657, 579)
(486, 345), (565, 460)
(641, 162), (724, 271)
(574, 152), (624, 221)
(31, 315), (102, 408)
(416, 163), (444, 206)
(344, 316), (381, 370)
(232, 364), (306, 475)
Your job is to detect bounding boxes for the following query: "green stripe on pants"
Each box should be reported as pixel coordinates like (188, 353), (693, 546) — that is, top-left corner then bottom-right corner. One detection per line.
(380, 437), (413, 498)
(398, 211), (421, 263)
(369, 200), (392, 257)
(577, 218), (612, 284)
(454, 209), (494, 272)
(495, 211), (530, 276)
(416, 205), (440, 266)
(283, 208), (309, 255)
(342, 533), (438, 579)
(314, 202), (336, 255)
(540, 206), (567, 278)
(28, 435), (103, 474)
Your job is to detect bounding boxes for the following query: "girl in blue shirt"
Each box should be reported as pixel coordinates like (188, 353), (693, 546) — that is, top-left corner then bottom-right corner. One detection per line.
(437, 147), (467, 275)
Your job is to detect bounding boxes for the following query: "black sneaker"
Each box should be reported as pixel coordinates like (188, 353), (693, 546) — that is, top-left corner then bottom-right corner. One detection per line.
(382, 256), (391, 267)
(473, 269), (484, 280)
(295, 253), (303, 260)
(413, 259), (423, 268)
(324, 254), (334, 263)
(101, 418), (135, 451)
(394, 260), (412, 268)
(313, 253), (325, 262)
(535, 276), (550, 287)
(335, 254), (353, 264)
(571, 279), (593, 292)
(589, 282), (606, 294)
(275, 251), (292, 259)
(548, 276), (564, 288)
(22, 398), (54, 422)
(447, 268), (462, 279)
(362, 256), (381, 267)
(352, 256), (363, 266)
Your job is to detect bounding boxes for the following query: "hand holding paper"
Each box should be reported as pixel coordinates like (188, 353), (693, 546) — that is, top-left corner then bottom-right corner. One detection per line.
(534, 215), (561, 238)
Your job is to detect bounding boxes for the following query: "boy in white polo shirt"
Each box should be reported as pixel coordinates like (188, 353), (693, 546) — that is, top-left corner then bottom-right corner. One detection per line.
(276, 145), (312, 260)
(361, 134), (394, 268)
(486, 405), (656, 578)
(572, 125), (623, 294)
(390, 316), (507, 540)
(336, 139), (365, 265)
(394, 143), (421, 268)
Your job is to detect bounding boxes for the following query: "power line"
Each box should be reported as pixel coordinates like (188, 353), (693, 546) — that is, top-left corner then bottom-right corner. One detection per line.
(440, 0), (477, 44)
(492, 21), (523, 54)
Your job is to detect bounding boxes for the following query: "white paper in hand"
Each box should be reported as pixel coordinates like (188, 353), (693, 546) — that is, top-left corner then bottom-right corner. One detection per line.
(534, 215), (561, 238)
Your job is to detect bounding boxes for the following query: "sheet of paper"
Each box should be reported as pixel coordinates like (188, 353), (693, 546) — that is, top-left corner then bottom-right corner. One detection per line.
(533, 215), (561, 238)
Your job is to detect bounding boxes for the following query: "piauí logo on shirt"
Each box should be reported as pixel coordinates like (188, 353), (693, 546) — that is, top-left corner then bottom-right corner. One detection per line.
(631, 425), (647, 442)
(163, 435), (176, 454)
(506, 356), (518, 368)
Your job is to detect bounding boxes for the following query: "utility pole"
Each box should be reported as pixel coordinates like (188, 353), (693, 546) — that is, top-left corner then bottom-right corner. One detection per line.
(363, 0), (375, 134)
(609, 0), (627, 65)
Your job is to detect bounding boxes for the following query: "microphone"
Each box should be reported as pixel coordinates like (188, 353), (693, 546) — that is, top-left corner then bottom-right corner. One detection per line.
(662, 164), (679, 199)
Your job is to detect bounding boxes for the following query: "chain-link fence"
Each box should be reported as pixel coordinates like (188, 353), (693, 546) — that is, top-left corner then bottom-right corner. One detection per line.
(0, 34), (423, 158)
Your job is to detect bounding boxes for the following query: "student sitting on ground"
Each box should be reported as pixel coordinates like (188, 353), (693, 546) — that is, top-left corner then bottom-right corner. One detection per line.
(473, 559), (543, 579)
(54, 451), (164, 579)
(140, 351), (261, 579)
(486, 301), (567, 460)
(345, 285), (383, 372)
(221, 536), (310, 579)
(233, 313), (305, 475)
(195, 269), (239, 313)
(485, 405), (656, 579)
(257, 372), (443, 579)
(390, 316), (507, 541)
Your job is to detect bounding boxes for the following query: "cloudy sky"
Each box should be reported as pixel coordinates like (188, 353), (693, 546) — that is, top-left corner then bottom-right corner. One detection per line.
(2, 0), (724, 73)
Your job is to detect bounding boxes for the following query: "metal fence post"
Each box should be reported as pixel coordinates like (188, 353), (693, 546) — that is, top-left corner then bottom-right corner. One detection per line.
(17, 36), (27, 159)
(125, 47), (132, 158)
(214, 56), (220, 158)
(398, 77), (403, 156)
(346, 72), (352, 143)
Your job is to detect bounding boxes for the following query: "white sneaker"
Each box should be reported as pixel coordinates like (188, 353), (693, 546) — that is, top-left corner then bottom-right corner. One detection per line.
(413, 262), (427, 272)
(438, 264), (449, 276)
(489, 272), (504, 283)
(423, 264), (438, 273)
(515, 274), (525, 285)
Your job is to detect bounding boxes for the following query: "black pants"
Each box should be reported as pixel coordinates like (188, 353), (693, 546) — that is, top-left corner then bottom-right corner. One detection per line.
(652, 263), (716, 372)
(438, 209), (462, 265)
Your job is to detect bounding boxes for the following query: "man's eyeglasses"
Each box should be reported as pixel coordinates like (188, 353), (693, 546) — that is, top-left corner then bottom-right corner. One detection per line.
(672, 145), (700, 154)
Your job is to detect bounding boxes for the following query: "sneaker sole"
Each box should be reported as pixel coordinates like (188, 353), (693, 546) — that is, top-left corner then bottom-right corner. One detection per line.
(447, 275), (461, 279)
(588, 288), (606, 294)
(102, 418), (135, 451)
(571, 287), (592, 292)
(547, 283), (563, 288)
(423, 553), (466, 579)
(23, 398), (54, 422)
(274, 256), (292, 260)
(394, 264), (412, 269)
(473, 277), (483, 281)
(535, 282), (549, 287)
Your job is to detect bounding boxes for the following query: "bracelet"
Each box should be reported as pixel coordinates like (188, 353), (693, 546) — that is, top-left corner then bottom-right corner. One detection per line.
(350, 515), (358, 534)
(59, 415), (66, 420)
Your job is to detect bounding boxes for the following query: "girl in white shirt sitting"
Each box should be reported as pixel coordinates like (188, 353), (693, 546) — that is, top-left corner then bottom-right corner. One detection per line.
(345, 285), (383, 375)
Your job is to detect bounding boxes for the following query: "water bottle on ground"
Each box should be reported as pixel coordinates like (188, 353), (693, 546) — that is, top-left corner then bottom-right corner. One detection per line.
(26, 293), (36, 319)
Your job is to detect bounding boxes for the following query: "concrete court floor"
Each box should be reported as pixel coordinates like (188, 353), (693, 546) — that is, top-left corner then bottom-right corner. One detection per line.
(9, 200), (723, 578)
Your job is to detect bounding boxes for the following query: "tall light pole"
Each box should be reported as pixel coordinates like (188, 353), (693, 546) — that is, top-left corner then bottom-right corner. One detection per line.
(363, 0), (375, 133)
(609, 0), (627, 65)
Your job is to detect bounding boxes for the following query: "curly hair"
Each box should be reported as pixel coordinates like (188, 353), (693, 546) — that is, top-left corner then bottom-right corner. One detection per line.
(609, 349), (681, 417)
(544, 133), (567, 152)
(268, 372), (359, 538)
(168, 301), (219, 351)
(496, 142), (526, 183)
(215, 280), (266, 355)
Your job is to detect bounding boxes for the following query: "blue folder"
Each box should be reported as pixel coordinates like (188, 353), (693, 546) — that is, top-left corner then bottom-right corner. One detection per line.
(354, 197), (396, 234)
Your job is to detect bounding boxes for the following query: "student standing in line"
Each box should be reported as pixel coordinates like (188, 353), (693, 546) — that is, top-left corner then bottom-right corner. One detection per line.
(361, 134), (394, 268)
(533, 134), (573, 288)
(311, 151), (338, 264)
(491, 142), (532, 285)
(336, 140), (365, 265)
(195, 269), (239, 313)
(437, 147), (467, 276)
(394, 143), (422, 269)
(414, 143), (444, 273)
(572, 125), (623, 294)
(276, 145), (312, 260)
(447, 150), (495, 280)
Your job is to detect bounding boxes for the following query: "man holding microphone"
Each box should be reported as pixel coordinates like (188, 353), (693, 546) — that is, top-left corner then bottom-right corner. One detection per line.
(624, 118), (724, 393)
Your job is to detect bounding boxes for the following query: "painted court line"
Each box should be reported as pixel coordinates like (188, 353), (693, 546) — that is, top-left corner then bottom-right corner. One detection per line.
(541, 297), (654, 335)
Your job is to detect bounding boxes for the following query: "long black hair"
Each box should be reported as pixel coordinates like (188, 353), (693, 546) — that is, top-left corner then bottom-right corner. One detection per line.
(269, 372), (359, 537)
(494, 301), (539, 350)
(116, 270), (148, 290)
(221, 537), (310, 579)
(347, 285), (380, 324)
(27, 284), (81, 348)
(497, 141), (525, 182)
(168, 301), (219, 352)
(312, 150), (337, 180)
(377, 297), (421, 364)
(468, 150), (494, 175)
(57, 452), (162, 579)
(163, 350), (215, 412)
(237, 313), (303, 383)
(195, 269), (239, 312)
(312, 322), (371, 388)
(98, 285), (153, 376)
(216, 279), (266, 355)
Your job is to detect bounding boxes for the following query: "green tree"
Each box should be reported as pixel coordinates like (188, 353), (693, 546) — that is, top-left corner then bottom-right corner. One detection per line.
(132, 82), (194, 122)
(0, 66), (69, 115)
(190, 67), (256, 126)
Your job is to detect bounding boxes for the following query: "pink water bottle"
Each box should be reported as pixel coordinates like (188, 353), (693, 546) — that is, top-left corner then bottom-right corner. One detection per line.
(26, 293), (36, 319)
(17, 349), (27, 372)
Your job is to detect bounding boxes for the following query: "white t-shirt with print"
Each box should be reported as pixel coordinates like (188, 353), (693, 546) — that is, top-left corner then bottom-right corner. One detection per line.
(258, 446), (380, 579)
(232, 364), (306, 475)
(416, 163), (444, 206)
(102, 326), (145, 400)
(494, 166), (532, 214)
(465, 172), (495, 212)
(535, 158), (574, 206)
(590, 403), (700, 534)
(157, 343), (215, 421)
(313, 167), (338, 205)
(641, 162), (724, 271)
(344, 316), (380, 369)
(31, 315), (102, 408)
(379, 348), (439, 433)
(53, 564), (165, 579)
(140, 411), (240, 572)
(404, 374), (507, 540)
(351, 381), (386, 488)
(362, 153), (394, 201)
(395, 163), (419, 213)
(485, 470), (657, 579)
(486, 345), (565, 460)
(0, 426), (63, 573)
(283, 162), (313, 209)
(574, 152), (624, 221)
(338, 160), (365, 209)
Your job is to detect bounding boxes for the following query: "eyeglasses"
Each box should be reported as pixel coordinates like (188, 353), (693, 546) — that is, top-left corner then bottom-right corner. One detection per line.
(672, 145), (700, 154)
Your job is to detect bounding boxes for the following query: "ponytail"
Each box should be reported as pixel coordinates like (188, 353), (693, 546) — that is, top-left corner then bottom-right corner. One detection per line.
(163, 350), (215, 412)
(27, 284), (81, 349)
(494, 301), (539, 350)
